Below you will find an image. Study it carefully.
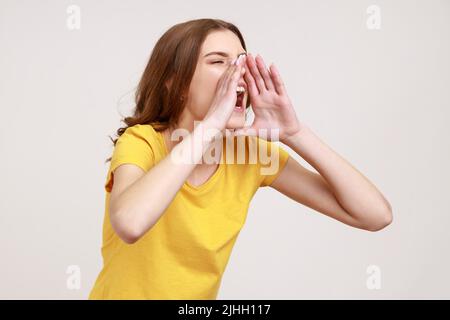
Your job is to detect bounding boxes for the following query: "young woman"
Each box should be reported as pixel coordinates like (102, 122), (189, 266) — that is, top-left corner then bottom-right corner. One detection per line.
(89, 19), (393, 300)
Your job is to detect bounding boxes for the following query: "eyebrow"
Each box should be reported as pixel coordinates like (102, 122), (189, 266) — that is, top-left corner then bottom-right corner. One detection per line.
(203, 51), (247, 58)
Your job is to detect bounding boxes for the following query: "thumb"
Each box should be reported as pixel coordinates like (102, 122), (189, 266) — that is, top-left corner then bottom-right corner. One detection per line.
(233, 125), (258, 137)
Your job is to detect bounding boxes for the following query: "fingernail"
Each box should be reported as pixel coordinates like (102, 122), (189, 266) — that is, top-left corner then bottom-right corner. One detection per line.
(234, 55), (242, 66)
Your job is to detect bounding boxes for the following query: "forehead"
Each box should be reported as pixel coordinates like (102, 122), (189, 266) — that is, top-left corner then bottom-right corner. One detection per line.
(200, 30), (245, 57)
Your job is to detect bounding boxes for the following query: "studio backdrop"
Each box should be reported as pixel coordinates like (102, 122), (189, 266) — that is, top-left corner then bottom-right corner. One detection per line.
(0, 0), (449, 299)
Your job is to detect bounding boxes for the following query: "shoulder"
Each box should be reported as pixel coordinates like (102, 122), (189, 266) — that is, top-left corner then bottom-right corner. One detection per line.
(252, 136), (290, 187)
(105, 124), (162, 192)
(223, 135), (288, 164)
(222, 135), (290, 188)
(248, 136), (289, 162)
(115, 123), (166, 155)
(111, 123), (166, 170)
(119, 123), (160, 145)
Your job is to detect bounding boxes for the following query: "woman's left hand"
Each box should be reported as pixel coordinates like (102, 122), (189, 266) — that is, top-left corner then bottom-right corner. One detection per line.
(234, 53), (301, 142)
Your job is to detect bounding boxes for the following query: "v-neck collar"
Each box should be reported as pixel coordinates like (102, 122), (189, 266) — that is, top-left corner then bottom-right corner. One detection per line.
(158, 129), (225, 193)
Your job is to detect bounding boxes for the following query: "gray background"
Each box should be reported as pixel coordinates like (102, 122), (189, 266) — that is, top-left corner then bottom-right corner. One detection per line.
(1, 0), (449, 299)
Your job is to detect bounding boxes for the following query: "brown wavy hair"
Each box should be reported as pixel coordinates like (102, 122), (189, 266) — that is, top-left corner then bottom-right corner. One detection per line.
(106, 18), (251, 163)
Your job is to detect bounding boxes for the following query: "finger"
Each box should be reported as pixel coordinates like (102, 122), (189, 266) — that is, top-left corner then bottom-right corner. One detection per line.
(221, 55), (243, 93)
(255, 54), (275, 92)
(246, 53), (268, 92)
(226, 55), (245, 94)
(269, 63), (287, 96)
(226, 65), (245, 98)
(243, 58), (259, 97)
(217, 62), (237, 96)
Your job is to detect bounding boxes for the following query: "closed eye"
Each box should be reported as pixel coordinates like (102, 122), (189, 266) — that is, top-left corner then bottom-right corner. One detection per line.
(212, 61), (224, 64)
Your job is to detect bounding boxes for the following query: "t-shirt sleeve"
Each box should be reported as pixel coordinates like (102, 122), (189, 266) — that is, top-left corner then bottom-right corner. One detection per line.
(257, 137), (290, 187)
(105, 125), (155, 193)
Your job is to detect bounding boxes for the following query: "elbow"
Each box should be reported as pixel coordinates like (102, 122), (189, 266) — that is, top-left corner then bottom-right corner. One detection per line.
(119, 229), (141, 245)
(110, 210), (143, 244)
(366, 204), (393, 232)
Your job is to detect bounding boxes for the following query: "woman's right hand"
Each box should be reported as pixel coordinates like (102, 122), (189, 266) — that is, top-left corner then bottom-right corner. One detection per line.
(203, 54), (246, 132)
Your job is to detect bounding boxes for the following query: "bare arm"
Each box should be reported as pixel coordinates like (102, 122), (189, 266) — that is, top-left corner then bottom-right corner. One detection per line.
(271, 122), (393, 232)
(109, 55), (246, 244)
(236, 53), (392, 232)
(109, 121), (216, 244)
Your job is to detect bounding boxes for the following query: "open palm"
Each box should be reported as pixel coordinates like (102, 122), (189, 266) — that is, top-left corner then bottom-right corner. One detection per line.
(235, 53), (301, 142)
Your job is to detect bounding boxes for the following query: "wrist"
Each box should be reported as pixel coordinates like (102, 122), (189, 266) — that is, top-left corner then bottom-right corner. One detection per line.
(202, 115), (225, 133)
(282, 122), (310, 147)
(194, 119), (223, 150)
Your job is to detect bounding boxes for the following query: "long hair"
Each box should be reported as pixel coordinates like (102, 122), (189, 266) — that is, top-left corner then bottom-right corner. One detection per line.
(106, 18), (250, 163)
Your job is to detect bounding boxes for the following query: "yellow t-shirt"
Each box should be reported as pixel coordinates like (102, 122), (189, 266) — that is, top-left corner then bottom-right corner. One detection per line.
(88, 123), (290, 299)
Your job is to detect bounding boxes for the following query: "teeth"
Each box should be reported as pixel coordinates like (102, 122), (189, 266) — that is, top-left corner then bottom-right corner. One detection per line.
(236, 86), (245, 94)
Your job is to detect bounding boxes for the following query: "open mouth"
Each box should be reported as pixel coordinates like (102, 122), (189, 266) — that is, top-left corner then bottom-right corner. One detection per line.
(234, 86), (246, 112)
